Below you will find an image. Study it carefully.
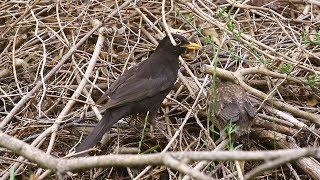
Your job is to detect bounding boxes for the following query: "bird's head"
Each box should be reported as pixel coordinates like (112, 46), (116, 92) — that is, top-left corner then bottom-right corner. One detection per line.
(157, 34), (201, 55)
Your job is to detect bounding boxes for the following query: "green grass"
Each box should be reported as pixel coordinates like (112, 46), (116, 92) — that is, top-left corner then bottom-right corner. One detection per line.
(138, 111), (149, 154)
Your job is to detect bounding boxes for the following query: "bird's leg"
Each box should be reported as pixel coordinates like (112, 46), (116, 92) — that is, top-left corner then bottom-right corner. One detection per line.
(147, 112), (172, 141)
(147, 112), (157, 138)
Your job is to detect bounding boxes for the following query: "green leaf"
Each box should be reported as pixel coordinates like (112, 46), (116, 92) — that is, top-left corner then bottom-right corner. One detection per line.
(141, 145), (159, 154)
(234, 31), (241, 41)
(280, 63), (292, 73)
(217, 7), (227, 18)
(313, 32), (320, 45)
(227, 22), (235, 32)
(210, 125), (220, 136)
(204, 35), (214, 44)
(186, 14), (194, 22)
(175, 9), (181, 16)
(306, 74), (318, 88)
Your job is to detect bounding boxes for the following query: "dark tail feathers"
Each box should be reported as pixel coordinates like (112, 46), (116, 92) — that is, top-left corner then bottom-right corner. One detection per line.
(75, 110), (120, 153)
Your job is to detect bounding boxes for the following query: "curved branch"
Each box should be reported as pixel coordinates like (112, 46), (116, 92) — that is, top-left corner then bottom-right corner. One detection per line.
(1, 131), (320, 177)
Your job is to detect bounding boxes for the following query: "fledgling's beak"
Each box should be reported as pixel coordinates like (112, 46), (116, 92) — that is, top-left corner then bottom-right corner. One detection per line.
(182, 42), (201, 50)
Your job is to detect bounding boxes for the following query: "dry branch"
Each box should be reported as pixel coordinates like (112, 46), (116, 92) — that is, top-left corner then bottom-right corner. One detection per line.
(1, 0), (319, 179)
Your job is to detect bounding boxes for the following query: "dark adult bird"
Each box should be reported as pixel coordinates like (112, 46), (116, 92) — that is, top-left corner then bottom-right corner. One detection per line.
(76, 34), (201, 152)
(214, 80), (256, 137)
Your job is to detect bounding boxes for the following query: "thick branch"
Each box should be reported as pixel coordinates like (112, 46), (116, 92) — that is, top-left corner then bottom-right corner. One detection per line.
(1, 131), (320, 175)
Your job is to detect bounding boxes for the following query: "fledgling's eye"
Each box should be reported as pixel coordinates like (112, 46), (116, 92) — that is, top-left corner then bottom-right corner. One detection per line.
(175, 38), (181, 45)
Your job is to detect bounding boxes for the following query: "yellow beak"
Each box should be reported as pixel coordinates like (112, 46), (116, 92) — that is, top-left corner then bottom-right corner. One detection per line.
(182, 42), (201, 50)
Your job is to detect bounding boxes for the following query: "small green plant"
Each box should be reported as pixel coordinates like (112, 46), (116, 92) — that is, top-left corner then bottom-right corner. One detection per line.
(224, 122), (239, 136)
(138, 111), (149, 154)
(220, 121), (243, 174)
(175, 9), (181, 16)
(185, 14), (194, 23)
(234, 31), (241, 41)
(209, 124), (220, 140)
(252, 49), (258, 56)
(259, 57), (268, 65)
(306, 74), (318, 88)
(227, 21), (235, 32)
(196, 27), (203, 34)
(179, 13), (203, 35)
(280, 63), (292, 74)
(208, 162), (217, 177)
(223, 121), (239, 150)
(140, 145), (159, 154)
(204, 35), (214, 44)
(313, 32), (320, 45)
(248, 47), (269, 65)
(217, 6), (227, 18)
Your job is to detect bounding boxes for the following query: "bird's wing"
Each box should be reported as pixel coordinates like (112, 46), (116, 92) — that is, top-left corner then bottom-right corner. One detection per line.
(244, 98), (257, 117)
(215, 84), (241, 122)
(100, 62), (175, 109)
(217, 101), (241, 122)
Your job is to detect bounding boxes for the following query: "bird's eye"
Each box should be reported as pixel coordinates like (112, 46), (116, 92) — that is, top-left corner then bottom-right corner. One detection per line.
(175, 38), (181, 45)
